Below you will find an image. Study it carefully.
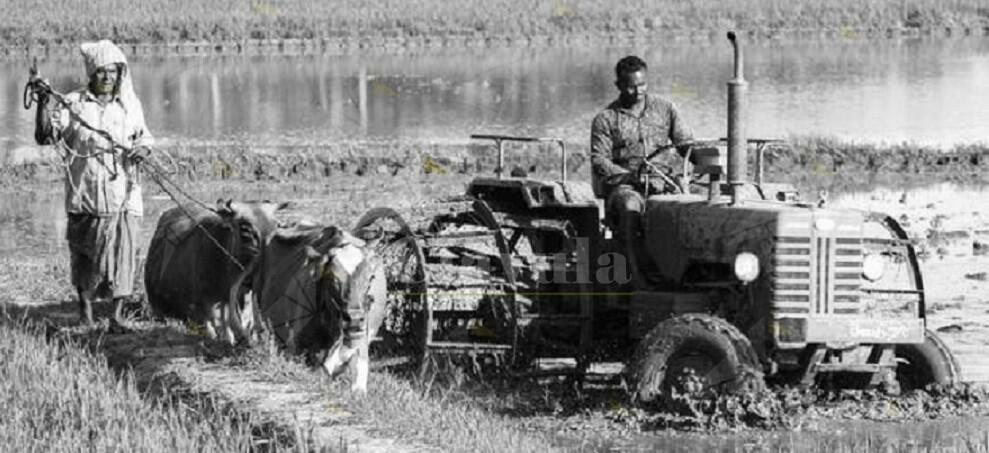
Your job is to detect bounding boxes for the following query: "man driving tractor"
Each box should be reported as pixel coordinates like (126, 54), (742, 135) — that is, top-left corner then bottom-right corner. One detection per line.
(589, 55), (694, 282)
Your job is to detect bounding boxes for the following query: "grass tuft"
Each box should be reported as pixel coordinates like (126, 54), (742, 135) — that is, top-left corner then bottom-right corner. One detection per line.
(3, 0), (989, 48)
(0, 317), (261, 452)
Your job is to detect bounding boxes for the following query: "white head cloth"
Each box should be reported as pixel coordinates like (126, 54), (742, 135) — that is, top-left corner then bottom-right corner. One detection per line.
(79, 40), (145, 123)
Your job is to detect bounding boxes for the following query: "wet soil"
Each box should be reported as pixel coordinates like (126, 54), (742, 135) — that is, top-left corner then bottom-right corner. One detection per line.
(833, 185), (989, 383)
(395, 181), (989, 449)
(6, 160), (989, 450)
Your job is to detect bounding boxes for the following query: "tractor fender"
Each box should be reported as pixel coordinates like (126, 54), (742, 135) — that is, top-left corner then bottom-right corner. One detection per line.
(894, 328), (961, 392)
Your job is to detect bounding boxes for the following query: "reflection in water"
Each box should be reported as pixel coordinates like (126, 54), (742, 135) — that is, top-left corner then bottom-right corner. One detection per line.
(3, 38), (989, 154)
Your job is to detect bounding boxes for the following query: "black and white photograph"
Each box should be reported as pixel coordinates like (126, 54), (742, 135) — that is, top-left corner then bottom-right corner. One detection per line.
(2, 1), (989, 451)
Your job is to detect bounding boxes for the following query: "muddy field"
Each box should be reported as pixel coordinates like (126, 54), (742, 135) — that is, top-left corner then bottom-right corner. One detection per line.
(5, 146), (989, 451)
(833, 185), (989, 383)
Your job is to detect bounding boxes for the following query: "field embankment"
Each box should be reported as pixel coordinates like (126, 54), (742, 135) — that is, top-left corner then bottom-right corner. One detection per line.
(3, 136), (989, 196)
(0, 317), (267, 452)
(3, 0), (989, 55)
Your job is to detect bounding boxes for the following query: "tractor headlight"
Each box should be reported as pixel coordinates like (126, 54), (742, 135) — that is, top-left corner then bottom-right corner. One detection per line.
(734, 252), (760, 283)
(862, 252), (886, 282)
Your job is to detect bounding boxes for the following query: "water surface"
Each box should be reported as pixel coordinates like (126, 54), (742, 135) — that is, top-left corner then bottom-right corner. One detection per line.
(3, 37), (989, 157)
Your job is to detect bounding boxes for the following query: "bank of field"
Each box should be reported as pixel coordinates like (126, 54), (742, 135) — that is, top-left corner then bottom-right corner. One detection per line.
(4, 0), (989, 48)
(5, 136), (988, 196)
(0, 320), (264, 452)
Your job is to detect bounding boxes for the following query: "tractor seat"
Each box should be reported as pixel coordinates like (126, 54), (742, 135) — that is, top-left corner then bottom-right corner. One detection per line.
(468, 177), (598, 209)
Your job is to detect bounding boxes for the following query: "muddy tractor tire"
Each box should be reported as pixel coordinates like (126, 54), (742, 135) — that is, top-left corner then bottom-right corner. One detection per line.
(894, 328), (960, 392)
(627, 314), (765, 407)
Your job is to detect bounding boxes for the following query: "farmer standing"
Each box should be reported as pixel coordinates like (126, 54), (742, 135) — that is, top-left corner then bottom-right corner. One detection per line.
(32, 40), (153, 325)
(590, 55), (694, 281)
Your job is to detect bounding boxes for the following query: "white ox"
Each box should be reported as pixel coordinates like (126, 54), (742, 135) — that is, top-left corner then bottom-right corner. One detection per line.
(228, 225), (387, 393)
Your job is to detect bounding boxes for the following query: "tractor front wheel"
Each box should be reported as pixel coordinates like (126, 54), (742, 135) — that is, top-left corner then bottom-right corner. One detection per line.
(627, 314), (765, 407)
(894, 328), (960, 392)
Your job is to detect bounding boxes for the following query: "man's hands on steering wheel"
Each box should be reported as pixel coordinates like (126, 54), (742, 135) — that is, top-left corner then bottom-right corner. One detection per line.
(638, 140), (698, 194)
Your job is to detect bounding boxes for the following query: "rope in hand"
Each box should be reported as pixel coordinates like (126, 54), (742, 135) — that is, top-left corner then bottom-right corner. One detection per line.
(24, 67), (246, 272)
(142, 158), (246, 272)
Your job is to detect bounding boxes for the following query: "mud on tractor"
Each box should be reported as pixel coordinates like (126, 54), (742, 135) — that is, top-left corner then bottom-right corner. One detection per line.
(355, 32), (959, 405)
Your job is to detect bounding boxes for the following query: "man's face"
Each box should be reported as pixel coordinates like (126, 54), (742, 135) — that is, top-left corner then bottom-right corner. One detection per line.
(616, 69), (648, 105)
(90, 64), (120, 96)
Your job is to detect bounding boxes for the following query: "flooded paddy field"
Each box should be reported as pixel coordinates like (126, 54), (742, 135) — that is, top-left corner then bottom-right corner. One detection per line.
(5, 35), (989, 151)
(4, 31), (989, 452)
(5, 169), (989, 451)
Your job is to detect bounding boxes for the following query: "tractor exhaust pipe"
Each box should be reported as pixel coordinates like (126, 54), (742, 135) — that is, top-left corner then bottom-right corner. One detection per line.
(727, 31), (747, 204)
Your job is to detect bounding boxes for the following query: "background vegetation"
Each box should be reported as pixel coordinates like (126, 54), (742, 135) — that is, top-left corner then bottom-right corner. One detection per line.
(5, 137), (988, 197)
(3, 0), (988, 47)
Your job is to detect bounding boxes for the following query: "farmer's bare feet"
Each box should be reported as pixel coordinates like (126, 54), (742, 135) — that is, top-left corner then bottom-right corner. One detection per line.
(112, 296), (128, 324)
(77, 289), (95, 326)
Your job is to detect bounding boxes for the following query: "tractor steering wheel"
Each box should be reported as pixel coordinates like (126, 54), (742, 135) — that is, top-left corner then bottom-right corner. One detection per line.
(638, 141), (697, 195)
(639, 159), (682, 194)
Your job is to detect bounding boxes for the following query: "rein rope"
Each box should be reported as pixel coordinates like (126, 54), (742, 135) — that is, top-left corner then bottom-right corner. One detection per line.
(25, 75), (245, 272)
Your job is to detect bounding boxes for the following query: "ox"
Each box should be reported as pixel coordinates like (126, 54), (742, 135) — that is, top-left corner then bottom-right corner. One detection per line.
(227, 224), (387, 393)
(144, 199), (283, 339)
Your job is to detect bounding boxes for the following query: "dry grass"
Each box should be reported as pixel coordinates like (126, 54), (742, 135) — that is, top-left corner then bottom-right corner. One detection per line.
(3, 0), (988, 46)
(339, 373), (563, 453)
(0, 173), (561, 451)
(218, 320), (562, 452)
(0, 318), (262, 452)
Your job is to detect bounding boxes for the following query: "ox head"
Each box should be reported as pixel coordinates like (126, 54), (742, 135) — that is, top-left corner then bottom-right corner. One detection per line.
(317, 235), (388, 393)
(218, 199), (288, 346)
(215, 199), (287, 272)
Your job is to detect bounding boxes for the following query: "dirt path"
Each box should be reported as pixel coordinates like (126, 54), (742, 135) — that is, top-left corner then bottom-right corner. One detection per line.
(9, 300), (437, 453)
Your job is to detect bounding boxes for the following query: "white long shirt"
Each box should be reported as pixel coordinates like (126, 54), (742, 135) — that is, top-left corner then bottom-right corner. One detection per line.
(53, 89), (153, 216)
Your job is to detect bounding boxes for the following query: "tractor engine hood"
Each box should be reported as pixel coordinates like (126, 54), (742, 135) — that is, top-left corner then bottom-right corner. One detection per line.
(642, 194), (926, 347)
(643, 196), (862, 281)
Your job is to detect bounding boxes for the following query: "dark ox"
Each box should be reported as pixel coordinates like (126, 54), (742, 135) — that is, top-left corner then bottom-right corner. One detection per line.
(144, 200), (283, 339)
(227, 225), (387, 393)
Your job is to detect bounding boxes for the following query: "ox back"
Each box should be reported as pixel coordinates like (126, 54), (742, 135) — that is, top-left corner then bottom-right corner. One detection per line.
(248, 224), (385, 358)
(144, 205), (238, 322)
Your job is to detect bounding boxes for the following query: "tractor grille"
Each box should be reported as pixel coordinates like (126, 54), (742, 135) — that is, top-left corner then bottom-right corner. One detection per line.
(772, 236), (862, 315)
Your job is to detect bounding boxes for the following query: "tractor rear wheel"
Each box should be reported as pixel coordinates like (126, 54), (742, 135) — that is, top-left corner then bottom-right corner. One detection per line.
(627, 314), (765, 407)
(894, 328), (960, 392)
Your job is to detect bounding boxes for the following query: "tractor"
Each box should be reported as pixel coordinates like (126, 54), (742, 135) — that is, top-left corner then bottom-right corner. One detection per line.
(355, 32), (959, 405)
